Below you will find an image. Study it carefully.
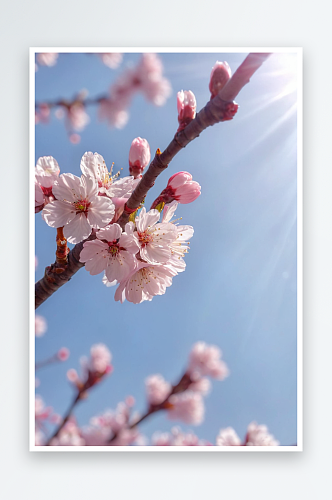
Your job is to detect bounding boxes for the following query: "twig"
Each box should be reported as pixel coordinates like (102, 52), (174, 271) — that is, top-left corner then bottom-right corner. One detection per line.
(35, 52), (271, 309)
(45, 392), (81, 445)
(107, 372), (192, 444)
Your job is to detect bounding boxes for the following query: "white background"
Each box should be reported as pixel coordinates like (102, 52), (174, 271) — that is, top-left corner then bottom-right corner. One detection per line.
(1, 0), (329, 498)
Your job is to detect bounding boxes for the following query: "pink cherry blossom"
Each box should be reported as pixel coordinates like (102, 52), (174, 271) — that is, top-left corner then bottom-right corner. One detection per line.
(67, 102), (90, 131)
(80, 152), (137, 198)
(98, 68), (136, 129)
(36, 53), (59, 67)
(188, 377), (211, 395)
(134, 207), (178, 264)
(177, 90), (196, 131)
(187, 341), (229, 380)
(166, 171), (201, 204)
(67, 344), (112, 393)
(80, 223), (139, 283)
(89, 344), (112, 374)
(151, 432), (173, 446)
(135, 53), (172, 106)
(35, 182), (45, 213)
(42, 173), (115, 244)
(82, 401), (140, 446)
(145, 374), (172, 405)
(167, 391), (205, 425)
(98, 54), (171, 128)
(114, 261), (177, 304)
(35, 103), (50, 124)
(35, 156), (60, 211)
(97, 53), (123, 69)
(35, 429), (45, 445)
(35, 395), (51, 421)
(216, 427), (242, 446)
(98, 97), (129, 129)
(35, 315), (47, 337)
(209, 61), (232, 99)
(35, 156), (60, 189)
(245, 422), (279, 446)
(129, 137), (151, 178)
(152, 427), (210, 446)
(49, 418), (85, 446)
(35, 395), (61, 432)
(161, 201), (194, 272)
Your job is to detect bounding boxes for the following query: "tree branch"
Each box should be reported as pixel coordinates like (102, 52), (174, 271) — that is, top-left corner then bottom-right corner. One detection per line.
(45, 392), (81, 445)
(35, 52), (271, 309)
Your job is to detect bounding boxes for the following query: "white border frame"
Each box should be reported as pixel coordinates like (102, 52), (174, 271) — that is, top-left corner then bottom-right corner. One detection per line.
(30, 47), (303, 452)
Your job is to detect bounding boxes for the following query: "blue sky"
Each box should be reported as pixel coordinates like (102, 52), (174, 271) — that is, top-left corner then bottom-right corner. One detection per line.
(34, 51), (298, 446)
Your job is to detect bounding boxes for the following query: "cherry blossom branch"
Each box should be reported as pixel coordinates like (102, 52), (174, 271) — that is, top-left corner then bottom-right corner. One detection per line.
(35, 53), (270, 309)
(117, 52), (270, 229)
(35, 347), (69, 370)
(107, 372), (193, 444)
(35, 238), (87, 309)
(35, 94), (106, 111)
(46, 392), (81, 445)
(44, 344), (112, 445)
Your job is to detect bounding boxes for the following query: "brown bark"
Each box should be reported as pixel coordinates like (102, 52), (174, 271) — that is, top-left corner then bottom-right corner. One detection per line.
(35, 52), (271, 309)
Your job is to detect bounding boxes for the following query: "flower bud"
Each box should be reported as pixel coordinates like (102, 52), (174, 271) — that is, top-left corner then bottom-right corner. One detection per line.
(89, 344), (112, 376)
(129, 137), (151, 178)
(167, 171), (201, 204)
(57, 347), (70, 361)
(209, 61), (232, 99)
(177, 90), (196, 131)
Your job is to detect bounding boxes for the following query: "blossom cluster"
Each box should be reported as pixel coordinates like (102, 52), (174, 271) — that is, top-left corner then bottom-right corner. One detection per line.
(35, 140), (201, 304)
(36, 53), (171, 141)
(35, 52), (123, 70)
(66, 343), (113, 392)
(99, 53), (171, 128)
(35, 341), (279, 447)
(216, 422), (279, 446)
(144, 341), (229, 426)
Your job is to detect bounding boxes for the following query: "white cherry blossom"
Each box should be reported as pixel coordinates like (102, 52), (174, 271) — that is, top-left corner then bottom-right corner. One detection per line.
(42, 173), (114, 244)
(80, 223), (139, 283)
(187, 342), (230, 380)
(35, 156), (60, 188)
(246, 422), (279, 446)
(80, 151), (138, 198)
(162, 201), (193, 272)
(216, 427), (242, 446)
(145, 374), (172, 405)
(114, 261), (177, 304)
(134, 207), (178, 264)
(167, 391), (205, 425)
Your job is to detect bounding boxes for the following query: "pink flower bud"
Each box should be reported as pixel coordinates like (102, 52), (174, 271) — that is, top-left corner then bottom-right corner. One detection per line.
(36, 103), (50, 124)
(67, 369), (80, 384)
(125, 395), (136, 407)
(35, 315), (47, 337)
(129, 137), (150, 178)
(209, 61), (232, 99)
(69, 133), (81, 144)
(89, 344), (112, 375)
(145, 374), (172, 406)
(35, 182), (45, 213)
(166, 171), (201, 204)
(57, 347), (70, 361)
(177, 90), (196, 131)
